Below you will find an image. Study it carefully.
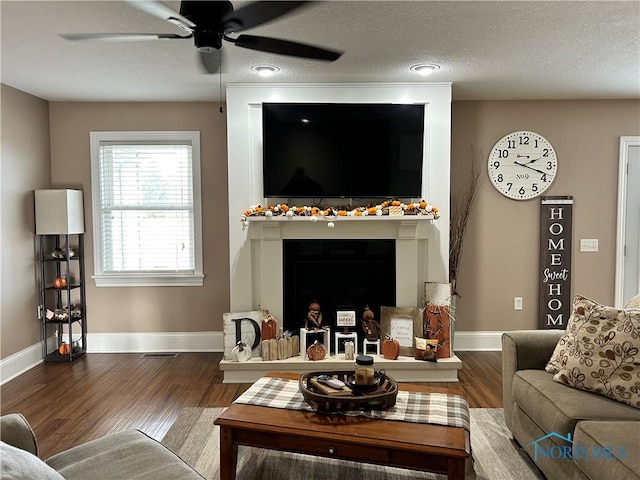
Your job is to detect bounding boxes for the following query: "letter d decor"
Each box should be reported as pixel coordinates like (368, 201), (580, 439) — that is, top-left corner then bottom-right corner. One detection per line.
(539, 196), (573, 329)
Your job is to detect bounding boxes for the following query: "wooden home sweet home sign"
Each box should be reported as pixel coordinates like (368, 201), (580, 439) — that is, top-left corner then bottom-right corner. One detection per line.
(539, 196), (573, 329)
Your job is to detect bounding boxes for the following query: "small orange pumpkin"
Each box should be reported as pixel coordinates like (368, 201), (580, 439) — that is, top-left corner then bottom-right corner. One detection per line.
(382, 336), (400, 360)
(337, 210), (347, 216)
(54, 277), (67, 289)
(58, 343), (71, 356)
(419, 201), (427, 209)
(391, 200), (401, 206)
(306, 340), (327, 361)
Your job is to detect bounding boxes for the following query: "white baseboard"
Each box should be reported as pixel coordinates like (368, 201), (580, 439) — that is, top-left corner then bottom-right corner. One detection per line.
(87, 331), (224, 353)
(2, 330), (499, 385)
(453, 331), (504, 351)
(0, 342), (43, 385)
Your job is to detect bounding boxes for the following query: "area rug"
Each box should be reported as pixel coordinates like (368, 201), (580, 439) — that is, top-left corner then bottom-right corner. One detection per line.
(161, 407), (544, 480)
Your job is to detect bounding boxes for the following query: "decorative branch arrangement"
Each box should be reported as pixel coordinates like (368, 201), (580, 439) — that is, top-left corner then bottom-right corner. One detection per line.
(449, 148), (484, 296)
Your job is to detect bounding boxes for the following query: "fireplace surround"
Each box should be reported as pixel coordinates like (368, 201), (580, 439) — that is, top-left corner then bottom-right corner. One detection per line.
(221, 83), (457, 383)
(226, 83), (452, 321)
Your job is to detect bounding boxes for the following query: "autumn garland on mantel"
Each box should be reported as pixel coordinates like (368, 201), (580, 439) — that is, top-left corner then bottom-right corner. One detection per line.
(240, 200), (439, 228)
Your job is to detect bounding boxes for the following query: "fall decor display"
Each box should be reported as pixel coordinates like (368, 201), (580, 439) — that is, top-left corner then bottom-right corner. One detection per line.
(261, 314), (277, 341)
(51, 247), (75, 259)
(360, 305), (382, 341)
(381, 336), (400, 360)
(53, 277), (67, 289)
(231, 341), (252, 362)
(240, 199), (440, 228)
(414, 337), (439, 362)
(423, 302), (451, 358)
(306, 340), (327, 361)
(305, 300), (324, 330)
(58, 343), (71, 356)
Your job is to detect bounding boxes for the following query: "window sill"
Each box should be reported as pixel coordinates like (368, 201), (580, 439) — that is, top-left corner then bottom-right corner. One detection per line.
(93, 274), (205, 287)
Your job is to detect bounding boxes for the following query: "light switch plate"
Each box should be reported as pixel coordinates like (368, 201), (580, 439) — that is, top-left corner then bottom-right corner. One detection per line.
(580, 239), (599, 252)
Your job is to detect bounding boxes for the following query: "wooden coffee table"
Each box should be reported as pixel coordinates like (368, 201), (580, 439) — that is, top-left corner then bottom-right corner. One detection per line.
(214, 371), (471, 480)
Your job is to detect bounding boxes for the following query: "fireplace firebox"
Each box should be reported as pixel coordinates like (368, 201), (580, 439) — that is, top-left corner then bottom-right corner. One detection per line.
(283, 239), (396, 346)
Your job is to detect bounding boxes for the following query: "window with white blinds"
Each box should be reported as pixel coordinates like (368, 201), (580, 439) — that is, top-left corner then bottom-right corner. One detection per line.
(90, 131), (204, 287)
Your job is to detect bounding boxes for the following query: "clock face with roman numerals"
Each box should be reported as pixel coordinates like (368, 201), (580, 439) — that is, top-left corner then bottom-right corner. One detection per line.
(487, 131), (557, 200)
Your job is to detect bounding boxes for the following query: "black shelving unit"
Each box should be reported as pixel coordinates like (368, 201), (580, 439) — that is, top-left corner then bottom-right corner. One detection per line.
(38, 234), (87, 362)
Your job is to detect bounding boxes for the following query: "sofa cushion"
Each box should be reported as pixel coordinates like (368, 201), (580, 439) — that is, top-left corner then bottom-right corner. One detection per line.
(46, 429), (204, 480)
(545, 295), (618, 374)
(0, 441), (65, 480)
(544, 296), (640, 408)
(625, 293), (640, 309)
(573, 420), (640, 480)
(512, 370), (640, 437)
(0, 413), (39, 456)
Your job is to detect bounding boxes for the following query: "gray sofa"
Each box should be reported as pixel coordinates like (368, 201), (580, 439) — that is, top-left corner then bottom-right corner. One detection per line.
(502, 330), (640, 480)
(0, 413), (204, 480)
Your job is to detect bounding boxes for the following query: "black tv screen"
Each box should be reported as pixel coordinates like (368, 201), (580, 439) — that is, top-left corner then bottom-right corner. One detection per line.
(262, 103), (425, 198)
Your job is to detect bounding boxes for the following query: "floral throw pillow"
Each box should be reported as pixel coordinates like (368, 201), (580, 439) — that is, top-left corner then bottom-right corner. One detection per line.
(546, 295), (640, 409)
(545, 295), (598, 374)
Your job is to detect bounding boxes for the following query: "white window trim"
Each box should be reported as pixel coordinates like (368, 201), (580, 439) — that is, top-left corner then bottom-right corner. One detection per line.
(90, 131), (204, 287)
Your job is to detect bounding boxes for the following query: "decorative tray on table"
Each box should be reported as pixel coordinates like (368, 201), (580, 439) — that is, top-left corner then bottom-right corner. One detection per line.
(299, 370), (398, 413)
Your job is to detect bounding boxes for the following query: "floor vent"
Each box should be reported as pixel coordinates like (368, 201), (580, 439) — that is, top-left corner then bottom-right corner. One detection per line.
(140, 353), (178, 359)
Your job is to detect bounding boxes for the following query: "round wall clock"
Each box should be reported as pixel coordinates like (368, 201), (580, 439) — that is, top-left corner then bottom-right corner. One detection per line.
(487, 131), (557, 200)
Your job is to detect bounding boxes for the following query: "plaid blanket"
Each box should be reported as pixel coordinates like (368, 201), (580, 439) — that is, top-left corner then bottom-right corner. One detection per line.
(233, 376), (470, 430)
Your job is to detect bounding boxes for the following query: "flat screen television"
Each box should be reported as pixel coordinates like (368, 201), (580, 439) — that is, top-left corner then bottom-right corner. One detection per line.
(262, 103), (425, 198)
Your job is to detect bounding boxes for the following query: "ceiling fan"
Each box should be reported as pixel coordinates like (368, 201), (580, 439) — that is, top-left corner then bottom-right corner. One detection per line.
(60, 1), (343, 74)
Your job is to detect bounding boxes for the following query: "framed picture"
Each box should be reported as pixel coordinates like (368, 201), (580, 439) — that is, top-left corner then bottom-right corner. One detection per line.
(380, 306), (423, 356)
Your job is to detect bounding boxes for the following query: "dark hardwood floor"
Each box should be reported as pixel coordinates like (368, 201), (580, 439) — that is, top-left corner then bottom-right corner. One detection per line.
(0, 351), (502, 459)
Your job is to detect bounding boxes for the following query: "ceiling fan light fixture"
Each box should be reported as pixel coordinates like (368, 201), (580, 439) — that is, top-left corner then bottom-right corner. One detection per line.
(251, 65), (280, 77)
(410, 64), (440, 76)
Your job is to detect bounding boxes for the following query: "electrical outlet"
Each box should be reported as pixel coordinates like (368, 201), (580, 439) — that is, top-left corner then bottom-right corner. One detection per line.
(514, 297), (523, 311)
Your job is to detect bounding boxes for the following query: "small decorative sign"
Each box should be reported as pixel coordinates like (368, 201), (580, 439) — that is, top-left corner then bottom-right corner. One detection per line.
(380, 307), (423, 356)
(222, 310), (264, 359)
(390, 318), (414, 347)
(336, 310), (356, 327)
(539, 196), (573, 329)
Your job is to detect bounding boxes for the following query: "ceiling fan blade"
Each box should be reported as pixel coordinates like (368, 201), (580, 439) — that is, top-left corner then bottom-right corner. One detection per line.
(60, 33), (191, 42)
(222, 1), (309, 33)
(126, 0), (195, 31)
(199, 50), (221, 74)
(233, 34), (342, 61)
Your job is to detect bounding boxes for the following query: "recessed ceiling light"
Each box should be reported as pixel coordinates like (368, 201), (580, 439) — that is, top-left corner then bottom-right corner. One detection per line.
(251, 65), (280, 77)
(410, 64), (441, 76)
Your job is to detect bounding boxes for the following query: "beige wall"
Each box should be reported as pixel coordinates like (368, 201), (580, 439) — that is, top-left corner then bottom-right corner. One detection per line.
(48, 102), (229, 333)
(1, 84), (51, 358)
(3, 94), (639, 360)
(450, 100), (640, 331)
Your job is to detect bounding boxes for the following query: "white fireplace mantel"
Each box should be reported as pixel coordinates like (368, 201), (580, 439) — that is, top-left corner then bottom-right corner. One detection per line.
(226, 83), (452, 318)
(246, 215), (440, 321)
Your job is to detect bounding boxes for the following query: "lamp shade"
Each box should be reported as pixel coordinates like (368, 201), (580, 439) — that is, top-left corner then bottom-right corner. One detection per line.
(35, 189), (85, 234)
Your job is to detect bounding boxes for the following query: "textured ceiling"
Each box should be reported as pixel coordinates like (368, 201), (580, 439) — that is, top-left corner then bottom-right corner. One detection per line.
(1, 1), (639, 102)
